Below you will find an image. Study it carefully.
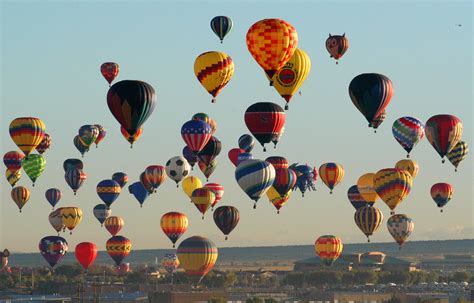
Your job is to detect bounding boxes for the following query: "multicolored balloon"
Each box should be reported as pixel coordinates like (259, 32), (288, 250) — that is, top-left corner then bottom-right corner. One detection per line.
(100, 62), (120, 86)
(238, 134), (255, 153)
(39, 236), (68, 268)
(6, 169), (21, 187)
(161, 253), (180, 274)
(198, 160), (217, 181)
(392, 117), (425, 157)
(3, 151), (24, 172)
(203, 183), (224, 210)
(9, 117), (46, 157)
(22, 154), (46, 186)
(266, 187), (292, 214)
(266, 156), (289, 170)
(139, 171), (154, 194)
(446, 141), (468, 171)
(374, 168), (412, 214)
(94, 124), (107, 148)
(78, 125), (99, 147)
(356, 173), (378, 204)
(11, 186), (30, 212)
(73, 135), (89, 157)
(198, 136), (221, 166)
(97, 180), (121, 208)
(347, 185), (369, 210)
(45, 188), (62, 210)
(177, 236), (218, 283)
(191, 188), (216, 219)
(65, 168), (86, 195)
(49, 209), (65, 234)
(210, 16), (232, 43)
(325, 34), (349, 64)
(104, 216), (124, 236)
(387, 214), (414, 249)
(35, 133), (52, 154)
(75, 242), (98, 270)
(160, 212), (188, 248)
(425, 114), (463, 163)
(244, 102), (286, 151)
(183, 146), (198, 169)
(395, 159), (419, 179)
(93, 204), (111, 226)
(315, 235), (343, 266)
(235, 159), (275, 208)
(106, 236), (132, 266)
(181, 120), (212, 154)
(143, 165), (167, 192)
(120, 126), (143, 147)
(112, 172), (128, 188)
(430, 183), (453, 212)
(354, 205), (384, 242)
(213, 206), (239, 240)
(292, 164), (317, 197)
(319, 163), (344, 194)
(165, 156), (190, 187)
(182, 176), (203, 201)
(370, 110), (387, 132)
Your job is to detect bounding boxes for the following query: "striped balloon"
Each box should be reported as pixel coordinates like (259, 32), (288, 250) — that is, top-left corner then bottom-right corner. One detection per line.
(387, 214), (414, 249)
(9, 117), (46, 157)
(100, 62), (119, 86)
(181, 120), (213, 154)
(112, 172), (128, 188)
(266, 187), (292, 214)
(11, 186), (30, 212)
(430, 183), (454, 212)
(45, 188), (62, 209)
(392, 117), (425, 157)
(160, 212), (188, 248)
(235, 159), (276, 208)
(194, 51), (234, 103)
(6, 169), (21, 187)
(244, 102), (286, 151)
(425, 114), (463, 162)
(237, 152), (253, 166)
(265, 156), (289, 170)
(347, 185), (369, 210)
(354, 205), (384, 242)
(273, 168), (297, 197)
(395, 159), (419, 179)
(61, 207), (83, 234)
(446, 141), (468, 172)
(370, 110), (387, 131)
(357, 173), (378, 204)
(203, 183), (224, 209)
(106, 236), (132, 266)
(319, 163), (345, 194)
(97, 180), (121, 208)
(22, 154), (46, 186)
(182, 176), (203, 200)
(177, 236), (218, 283)
(315, 235), (343, 266)
(65, 168), (86, 195)
(94, 124), (107, 147)
(191, 188), (215, 219)
(93, 204), (111, 226)
(3, 151), (25, 172)
(78, 125), (99, 147)
(161, 253), (180, 274)
(120, 126), (142, 147)
(144, 165), (167, 191)
(238, 134), (255, 152)
(213, 206), (240, 240)
(104, 216), (124, 236)
(210, 16), (232, 43)
(35, 133), (52, 154)
(374, 168), (412, 214)
(73, 135), (89, 157)
(198, 136), (222, 166)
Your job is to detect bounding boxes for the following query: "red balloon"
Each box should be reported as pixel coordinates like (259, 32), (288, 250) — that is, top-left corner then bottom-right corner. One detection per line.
(75, 242), (98, 270)
(228, 148), (244, 167)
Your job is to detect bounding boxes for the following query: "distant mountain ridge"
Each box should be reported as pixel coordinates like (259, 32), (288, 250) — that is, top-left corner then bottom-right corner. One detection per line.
(8, 239), (473, 267)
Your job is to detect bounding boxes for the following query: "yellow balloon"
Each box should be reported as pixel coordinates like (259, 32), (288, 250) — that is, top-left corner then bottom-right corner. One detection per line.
(194, 51), (234, 103)
(6, 169), (21, 187)
(266, 187), (292, 213)
(182, 176), (203, 200)
(395, 159), (419, 179)
(357, 173), (379, 204)
(60, 207), (83, 234)
(271, 48), (311, 109)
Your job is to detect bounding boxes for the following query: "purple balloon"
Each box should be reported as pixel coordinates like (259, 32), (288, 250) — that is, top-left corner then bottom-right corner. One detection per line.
(39, 236), (68, 268)
(182, 146), (198, 168)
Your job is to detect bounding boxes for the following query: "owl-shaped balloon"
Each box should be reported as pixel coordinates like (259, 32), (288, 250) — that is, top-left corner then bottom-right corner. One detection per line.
(326, 33), (349, 64)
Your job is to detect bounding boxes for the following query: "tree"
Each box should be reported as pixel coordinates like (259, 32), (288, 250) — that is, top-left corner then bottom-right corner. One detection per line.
(387, 295), (402, 303)
(307, 270), (341, 286)
(0, 273), (15, 290)
(341, 272), (355, 285)
(225, 271), (237, 288)
(281, 273), (305, 288)
(123, 271), (148, 284)
(451, 271), (472, 283)
(246, 298), (264, 303)
(54, 264), (83, 279)
(353, 270), (377, 284)
(454, 296), (469, 303)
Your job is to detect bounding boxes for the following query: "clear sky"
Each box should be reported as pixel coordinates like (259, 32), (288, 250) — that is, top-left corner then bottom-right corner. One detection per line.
(1, 1), (472, 253)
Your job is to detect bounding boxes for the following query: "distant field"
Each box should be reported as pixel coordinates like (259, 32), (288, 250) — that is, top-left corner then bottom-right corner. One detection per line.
(8, 239), (473, 267)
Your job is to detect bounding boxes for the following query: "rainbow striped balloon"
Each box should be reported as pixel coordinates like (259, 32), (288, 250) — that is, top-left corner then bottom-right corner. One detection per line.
(9, 117), (46, 157)
(430, 183), (454, 212)
(106, 236), (132, 266)
(425, 114), (463, 162)
(392, 117), (425, 157)
(160, 212), (188, 248)
(315, 235), (343, 266)
(177, 236), (218, 283)
(374, 168), (412, 214)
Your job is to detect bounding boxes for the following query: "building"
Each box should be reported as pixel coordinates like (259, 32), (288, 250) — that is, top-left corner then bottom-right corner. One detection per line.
(148, 290), (228, 303)
(421, 255), (474, 272)
(304, 291), (449, 303)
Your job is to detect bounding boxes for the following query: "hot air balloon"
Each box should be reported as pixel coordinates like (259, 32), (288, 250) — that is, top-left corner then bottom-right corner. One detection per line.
(374, 168), (412, 214)
(348, 73), (393, 128)
(395, 159), (419, 179)
(73, 135), (89, 157)
(244, 102), (286, 151)
(49, 209), (65, 234)
(106, 236), (132, 265)
(228, 148), (244, 167)
(236, 152), (253, 166)
(107, 80), (156, 137)
(203, 183), (224, 210)
(213, 206), (239, 240)
(265, 156), (289, 170)
(198, 136), (221, 166)
(165, 156), (190, 187)
(112, 172), (128, 188)
(104, 216), (124, 236)
(347, 185), (369, 210)
(387, 214), (414, 249)
(6, 169), (21, 187)
(63, 158), (83, 172)
(94, 124), (106, 148)
(266, 187), (292, 214)
(273, 168), (297, 197)
(191, 188), (216, 219)
(198, 160), (217, 181)
(356, 173), (378, 204)
(182, 176), (203, 201)
(35, 133), (52, 154)
(315, 235), (343, 266)
(194, 51), (234, 103)
(93, 204), (111, 226)
(96, 179), (121, 208)
(3, 151), (24, 172)
(143, 165), (167, 192)
(238, 134), (255, 153)
(75, 242), (98, 270)
(319, 163), (345, 194)
(139, 171), (154, 194)
(128, 181), (150, 207)
(271, 48), (311, 109)
(246, 19), (298, 84)
(183, 146), (198, 169)
(160, 212), (189, 248)
(430, 183), (453, 212)
(100, 62), (120, 86)
(210, 16), (232, 43)
(192, 112), (211, 123)
(39, 236), (68, 268)
(177, 236), (218, 284)
(61, 207), (83, 234)
(0, 250), (10, 272)
(65, 168), (86, 195)
(120, 126), (143, 148)
(446, 141), (468, 172)
(11, 186), (30, 212)
(292, 164), (317, 197)
(45, 188), (62, 210)
(22, 154), (46, 186)
(78, 125), (99, 147)
(392, 117), (425, 157)
(326, 34), (349, 64)
(370, 110), (387, 132)
(9, 117), (46, 157)
(235, 159), (275, 208)
(425, 114), (463, 163)
(161, 253), (180, 279)
(181, 120), (213, 154)
(354, 205), (384, 242)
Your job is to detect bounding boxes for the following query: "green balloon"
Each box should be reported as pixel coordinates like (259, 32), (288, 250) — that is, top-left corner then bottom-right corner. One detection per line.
(22, 154), (46, 186)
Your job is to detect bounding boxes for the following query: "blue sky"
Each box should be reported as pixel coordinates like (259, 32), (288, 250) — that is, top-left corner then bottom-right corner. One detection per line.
(1, 1), (472, 253)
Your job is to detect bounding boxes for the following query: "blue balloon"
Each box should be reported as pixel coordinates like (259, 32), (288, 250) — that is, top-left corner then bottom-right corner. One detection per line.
(128, 181), (150, 207)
